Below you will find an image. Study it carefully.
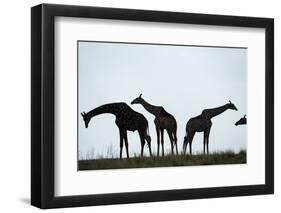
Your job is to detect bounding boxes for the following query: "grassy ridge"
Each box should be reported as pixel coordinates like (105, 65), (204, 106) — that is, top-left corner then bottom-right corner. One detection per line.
(78, 150), (246, 170)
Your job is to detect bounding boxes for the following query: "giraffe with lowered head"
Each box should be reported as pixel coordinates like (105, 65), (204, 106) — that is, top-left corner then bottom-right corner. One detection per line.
(235, 115), (247, 126)
(131, 94), (178, 156)
(183, 101), (238, 155)
(81, 102), (152, 159)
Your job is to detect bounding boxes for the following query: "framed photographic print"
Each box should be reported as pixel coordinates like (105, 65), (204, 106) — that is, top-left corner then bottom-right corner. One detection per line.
(31, 3), (274, 209)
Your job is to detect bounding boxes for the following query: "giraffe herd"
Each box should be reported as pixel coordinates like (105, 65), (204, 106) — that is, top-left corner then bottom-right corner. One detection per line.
(81, 94), (246, 159)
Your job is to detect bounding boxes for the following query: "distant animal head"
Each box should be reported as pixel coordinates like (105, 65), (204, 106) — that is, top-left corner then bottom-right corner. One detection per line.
(131, 94), (143, 105)
(235, 114), (247, 126)
(81, 112), (90, 128)
(228, 100), (238, 111)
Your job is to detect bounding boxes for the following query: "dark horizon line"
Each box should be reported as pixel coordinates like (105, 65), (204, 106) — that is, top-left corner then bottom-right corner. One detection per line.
(77, 40), (248, 50)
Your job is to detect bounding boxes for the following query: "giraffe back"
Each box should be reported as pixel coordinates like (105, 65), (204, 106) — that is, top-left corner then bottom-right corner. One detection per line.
(115, 103), (149, 132)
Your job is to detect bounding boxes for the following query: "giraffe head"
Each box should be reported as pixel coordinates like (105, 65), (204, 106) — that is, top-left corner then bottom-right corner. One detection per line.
(235, 114), (247, 126)
(228, 100), (238, 111)
(131, 94), (143, 105)
(81, 112), (90, 128)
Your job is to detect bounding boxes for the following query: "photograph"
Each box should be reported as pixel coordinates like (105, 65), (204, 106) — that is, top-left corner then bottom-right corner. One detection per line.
(30, 3), (274, 209)
(78, 41), (247, 170)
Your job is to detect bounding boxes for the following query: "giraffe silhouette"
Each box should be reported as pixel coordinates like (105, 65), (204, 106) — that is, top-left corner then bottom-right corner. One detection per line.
(81, 102), (152, 159)
(235, 115), (247, 126)
(131, 94), (178, 156)
(183, 101), (238, 155)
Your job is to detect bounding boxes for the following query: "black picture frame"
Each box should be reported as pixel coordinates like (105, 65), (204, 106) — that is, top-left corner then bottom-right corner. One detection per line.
(31, 3), (274, 209)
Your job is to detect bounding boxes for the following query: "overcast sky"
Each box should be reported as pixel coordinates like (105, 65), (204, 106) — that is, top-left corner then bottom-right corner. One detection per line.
(78, 41), (247, 160)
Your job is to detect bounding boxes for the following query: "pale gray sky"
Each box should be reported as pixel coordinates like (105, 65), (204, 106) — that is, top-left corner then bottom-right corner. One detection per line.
(78, 41), (247, 159)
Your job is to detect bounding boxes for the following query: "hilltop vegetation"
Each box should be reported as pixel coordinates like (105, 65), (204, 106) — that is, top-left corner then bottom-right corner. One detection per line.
(78, 150), (246, 170)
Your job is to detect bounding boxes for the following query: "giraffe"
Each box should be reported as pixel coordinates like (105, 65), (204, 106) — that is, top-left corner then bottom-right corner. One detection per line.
(183, 101), (238, 155)
(235, 115), (247, 126)
(131, 94), (178, 156)
(81, 102), (152, 159)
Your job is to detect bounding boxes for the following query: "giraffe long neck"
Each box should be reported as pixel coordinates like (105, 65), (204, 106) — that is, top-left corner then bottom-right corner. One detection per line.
(204, 104), (230, 119)
(87, 103), (122, 119)
(140, 99), (162, 116)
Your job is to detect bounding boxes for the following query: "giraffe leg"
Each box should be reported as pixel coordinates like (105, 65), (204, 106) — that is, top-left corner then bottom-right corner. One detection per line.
(189, 132), (195, 155)
(124, 130), (129, 159)
(205, 128), (211, 155)
(141, 143), (144, 157)
(160, 129), (164, 156)
(145, 134), (152, 157)
(138, 130), (146, 157)
(203, 135), (206, 155)
(173, 132), (178, 155)
(141, 137), (145, 157)
(183, 135), (187, 154)
(156, 127), (160, 156)
(148, 143), (152, 157)
(204, 128), (211, 155)
(119, 129), (124, 159)
(168, 131), (174, 155)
